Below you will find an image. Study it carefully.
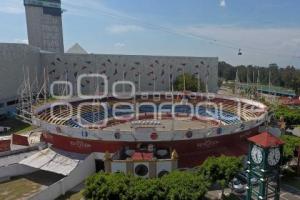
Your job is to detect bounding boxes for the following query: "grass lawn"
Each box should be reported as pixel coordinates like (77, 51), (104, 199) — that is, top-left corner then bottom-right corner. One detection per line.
(0, 178), (42, 200)
(56, 190), (83, 200)
(0, 118), (34, 136)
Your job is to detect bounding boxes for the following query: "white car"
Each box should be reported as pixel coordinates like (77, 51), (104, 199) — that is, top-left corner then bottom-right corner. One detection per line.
(229, 178), (246, 193)
(238, 172), (258, 185)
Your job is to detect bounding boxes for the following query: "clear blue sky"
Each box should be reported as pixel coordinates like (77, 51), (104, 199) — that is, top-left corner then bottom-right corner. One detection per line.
(0, 0), (300, 67)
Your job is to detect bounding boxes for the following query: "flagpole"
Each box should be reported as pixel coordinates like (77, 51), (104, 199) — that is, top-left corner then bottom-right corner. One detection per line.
(153, 74), (156, 92)
(183, 67), (186, 91)
(169, 69), (171, 92)
(198, 72), (200, 92)
(269, 70), (271, 95)
(123, 71), (125, 93)
(171, 83), (174, 131)
(138, 71), (141, 93)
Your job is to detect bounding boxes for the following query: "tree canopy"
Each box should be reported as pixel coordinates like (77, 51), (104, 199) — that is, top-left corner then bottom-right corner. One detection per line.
(160, 171), (209, 200)
(274, 105), (300, 125)
(197, 155), (243, 196)
(174, 73), (205, 92)
(83, 171), (209, 200)
(83, 155), (245, 200)
(219, 62), (300, 95)
(280, 135), (300, 160)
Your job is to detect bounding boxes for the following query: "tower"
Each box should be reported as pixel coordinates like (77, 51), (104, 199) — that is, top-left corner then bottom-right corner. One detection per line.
(246, 132), (284, 200)
(24, 0), (64, 53)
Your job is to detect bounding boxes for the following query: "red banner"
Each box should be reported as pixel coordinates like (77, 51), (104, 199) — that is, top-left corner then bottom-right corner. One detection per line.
(12, 134), (29, 146)
(0, 140), (11, 152)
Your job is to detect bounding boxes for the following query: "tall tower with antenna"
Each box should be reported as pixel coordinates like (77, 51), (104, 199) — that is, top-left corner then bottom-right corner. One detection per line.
(24, 0), (64, 53)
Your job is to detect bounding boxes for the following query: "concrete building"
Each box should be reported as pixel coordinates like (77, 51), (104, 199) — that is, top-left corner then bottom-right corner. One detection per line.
(0, 0), (219, 117)
(24, 0), (64, 53)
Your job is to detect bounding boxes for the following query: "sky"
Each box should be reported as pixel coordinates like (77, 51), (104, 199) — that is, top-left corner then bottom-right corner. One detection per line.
(0, 0), (300, 68)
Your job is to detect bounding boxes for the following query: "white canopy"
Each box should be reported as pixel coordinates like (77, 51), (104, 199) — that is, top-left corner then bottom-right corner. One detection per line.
(20, 147), (87, 176)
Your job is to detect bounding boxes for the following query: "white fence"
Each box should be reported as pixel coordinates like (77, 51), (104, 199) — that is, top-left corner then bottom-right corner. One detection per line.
(30, 153), (96, 200)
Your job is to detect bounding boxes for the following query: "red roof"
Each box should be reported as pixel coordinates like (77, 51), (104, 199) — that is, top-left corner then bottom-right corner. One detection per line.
(247, 132), (284, 148)
(132, 152), (153, 161)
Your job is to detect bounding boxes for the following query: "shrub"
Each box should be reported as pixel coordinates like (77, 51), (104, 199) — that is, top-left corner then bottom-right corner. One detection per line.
(83, 171), (209, 200)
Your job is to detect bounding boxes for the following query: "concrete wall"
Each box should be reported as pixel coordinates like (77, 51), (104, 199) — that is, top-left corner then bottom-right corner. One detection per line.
(41, 53), (218, 95)
(30, 153), (96, 200)
(0, 43), (41, 115)
(0, 43), (218, 115)
(0, 164), (37, 181)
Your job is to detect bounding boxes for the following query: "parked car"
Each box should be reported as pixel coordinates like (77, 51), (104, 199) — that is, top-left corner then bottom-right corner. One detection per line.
(238, 172), (258, 185)
(229, 178), (246, 193)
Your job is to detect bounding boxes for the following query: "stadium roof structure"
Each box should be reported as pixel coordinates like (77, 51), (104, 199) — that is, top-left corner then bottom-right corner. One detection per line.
(20, 147), (87, 176)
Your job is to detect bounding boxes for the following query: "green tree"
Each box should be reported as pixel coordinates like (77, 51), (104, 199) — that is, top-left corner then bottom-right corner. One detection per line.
(274, 105), (300, 125)
(83, 170), (209, 200)
(83, 172), (132, 200)
(280, 135), (300, 162)
(218, 61), (300, 95)
(174, 73), (205, 92)
(161, 170), (209, 200)
(198, 155), (243, 197)
(127, 178), (165, 200)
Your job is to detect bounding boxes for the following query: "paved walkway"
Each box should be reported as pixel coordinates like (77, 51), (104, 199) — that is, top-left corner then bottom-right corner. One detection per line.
(281, 184), (300, 200)
(205, 184), (300, 200)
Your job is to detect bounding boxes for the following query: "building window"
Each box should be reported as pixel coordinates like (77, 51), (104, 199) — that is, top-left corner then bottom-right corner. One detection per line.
(135, 164), (148, 177)
(0, 103), (4, 108)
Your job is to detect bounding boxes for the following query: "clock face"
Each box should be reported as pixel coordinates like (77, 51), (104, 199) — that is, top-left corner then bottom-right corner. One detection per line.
(267, 148), (281, 166)
(251, 145), (263, 164)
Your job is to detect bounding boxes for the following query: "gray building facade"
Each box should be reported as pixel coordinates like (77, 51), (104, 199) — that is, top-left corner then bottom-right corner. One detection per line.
(0, 0), (218, 116)
(24, 0), (64, 53)
(0, 44), (218, 116)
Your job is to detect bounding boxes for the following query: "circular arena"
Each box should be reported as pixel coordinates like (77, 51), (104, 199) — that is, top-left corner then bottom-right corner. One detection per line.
(32, 92), (268, 167)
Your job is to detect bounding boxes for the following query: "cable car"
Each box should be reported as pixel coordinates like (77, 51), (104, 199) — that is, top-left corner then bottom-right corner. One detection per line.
(238, 49), (242, 56)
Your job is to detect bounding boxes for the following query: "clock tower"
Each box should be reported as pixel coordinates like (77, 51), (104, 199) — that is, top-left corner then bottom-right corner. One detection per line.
(246, 132), (284, 200)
